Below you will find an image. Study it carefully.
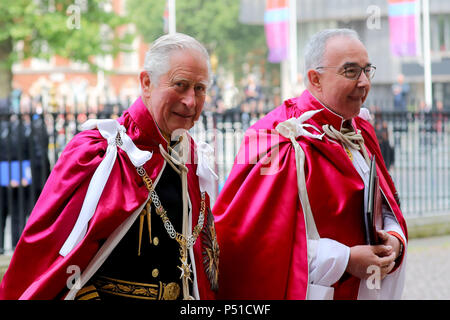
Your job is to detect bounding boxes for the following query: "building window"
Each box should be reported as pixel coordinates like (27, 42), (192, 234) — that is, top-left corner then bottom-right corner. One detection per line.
(431, 14), (450, 53)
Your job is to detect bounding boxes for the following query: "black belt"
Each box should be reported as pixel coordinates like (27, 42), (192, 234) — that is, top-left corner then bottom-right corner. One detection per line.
(75, 276), (181, 300)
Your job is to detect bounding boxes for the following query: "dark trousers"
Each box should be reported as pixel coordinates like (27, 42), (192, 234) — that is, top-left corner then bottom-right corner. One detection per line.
(0, 186), (31, 253)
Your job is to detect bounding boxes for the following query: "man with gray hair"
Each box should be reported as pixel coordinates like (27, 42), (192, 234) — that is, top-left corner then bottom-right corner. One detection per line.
(214, 28), (407, 300)
(0, 33), (219, 300)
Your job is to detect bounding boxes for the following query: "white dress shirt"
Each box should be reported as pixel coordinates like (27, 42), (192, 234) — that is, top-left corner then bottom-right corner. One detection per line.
(307, 145), (407, 300)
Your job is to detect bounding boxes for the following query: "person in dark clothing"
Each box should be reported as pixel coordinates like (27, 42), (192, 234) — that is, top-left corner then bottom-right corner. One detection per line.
(376, 122), (395, 171)
(0, 112), (32, 253)
(392, 74), (409, 111)
(29, 113), (51, 203)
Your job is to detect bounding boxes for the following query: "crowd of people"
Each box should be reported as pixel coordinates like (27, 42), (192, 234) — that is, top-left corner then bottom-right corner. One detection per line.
(203, 72), (279, 116)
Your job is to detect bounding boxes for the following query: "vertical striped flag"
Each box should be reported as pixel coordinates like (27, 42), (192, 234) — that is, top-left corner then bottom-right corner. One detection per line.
(264, 0), (289, 63)
(388, 0), (418, 56)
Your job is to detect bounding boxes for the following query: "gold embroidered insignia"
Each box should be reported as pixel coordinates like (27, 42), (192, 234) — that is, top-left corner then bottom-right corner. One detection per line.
(201, 208), (219, 291)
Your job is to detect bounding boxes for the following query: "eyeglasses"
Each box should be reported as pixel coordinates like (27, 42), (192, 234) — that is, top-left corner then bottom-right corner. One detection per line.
(315, 64), (376, 80)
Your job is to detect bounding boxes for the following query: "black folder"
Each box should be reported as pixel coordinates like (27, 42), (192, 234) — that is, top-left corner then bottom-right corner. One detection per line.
(364, 155), (383, 245)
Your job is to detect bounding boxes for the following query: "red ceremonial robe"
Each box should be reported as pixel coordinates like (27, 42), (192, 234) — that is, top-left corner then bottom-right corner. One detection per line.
(213, 90), (407, 300)
(0, 97), (217, 300)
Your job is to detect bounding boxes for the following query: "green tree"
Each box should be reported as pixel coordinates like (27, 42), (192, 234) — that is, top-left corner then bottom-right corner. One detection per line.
(0, 0), (132, 102)
(126, 0), (273, 83)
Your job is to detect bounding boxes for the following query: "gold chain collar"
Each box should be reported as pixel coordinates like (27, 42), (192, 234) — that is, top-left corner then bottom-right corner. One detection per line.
(136, 164), (206, 300)
(136, 166), (206, 249)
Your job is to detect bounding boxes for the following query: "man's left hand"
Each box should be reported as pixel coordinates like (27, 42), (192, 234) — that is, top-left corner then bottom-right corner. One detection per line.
(376, 230), (402, 274)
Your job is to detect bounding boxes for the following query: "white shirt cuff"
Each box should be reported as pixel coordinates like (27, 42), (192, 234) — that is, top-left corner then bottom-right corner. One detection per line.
(383, 205), (406, 244)
(308, 238), (350, 287)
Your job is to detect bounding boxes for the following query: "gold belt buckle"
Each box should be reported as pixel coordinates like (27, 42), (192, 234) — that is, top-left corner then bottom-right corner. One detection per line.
(162, 282), (181, 300)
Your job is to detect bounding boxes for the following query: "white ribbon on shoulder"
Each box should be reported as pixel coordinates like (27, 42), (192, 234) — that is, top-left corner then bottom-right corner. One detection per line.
(170, 131), (218, 201)
(196, 141), (219, 201)
(275, 109), (324, 241)
(276, 109), (328, 298)
(358, 107), (372, 121)
(59, 119), (153, 257)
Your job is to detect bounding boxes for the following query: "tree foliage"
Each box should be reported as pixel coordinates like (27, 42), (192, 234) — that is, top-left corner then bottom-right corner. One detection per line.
(126, 0), (270, 81)
(0, 0), (133, 98)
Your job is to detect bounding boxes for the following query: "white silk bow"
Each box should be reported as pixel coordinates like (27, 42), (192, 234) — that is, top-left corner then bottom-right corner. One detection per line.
(275, 109), (325, 141)
(59, 119), (153, 257)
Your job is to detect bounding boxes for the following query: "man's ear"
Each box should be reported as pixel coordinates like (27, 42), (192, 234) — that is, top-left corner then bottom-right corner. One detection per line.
(140, 71), (152, 98)
(307, 69), (322, 92)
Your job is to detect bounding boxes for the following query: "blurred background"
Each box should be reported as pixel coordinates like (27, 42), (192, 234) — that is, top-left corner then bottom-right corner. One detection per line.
(0, 0), (449, 299)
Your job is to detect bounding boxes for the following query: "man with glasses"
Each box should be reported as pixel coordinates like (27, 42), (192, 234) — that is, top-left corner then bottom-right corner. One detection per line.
(214, 29), (407, 300)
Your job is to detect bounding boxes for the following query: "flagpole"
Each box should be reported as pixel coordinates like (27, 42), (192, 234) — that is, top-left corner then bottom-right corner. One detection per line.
(422, 0), (432, 110)
(288, 0), (298, 86)
(168, 0), (176, 34)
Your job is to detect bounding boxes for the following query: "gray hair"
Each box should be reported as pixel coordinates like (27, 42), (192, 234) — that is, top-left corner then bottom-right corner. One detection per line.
(304, 28), (360, 84)
(143, 33), (212, 87)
